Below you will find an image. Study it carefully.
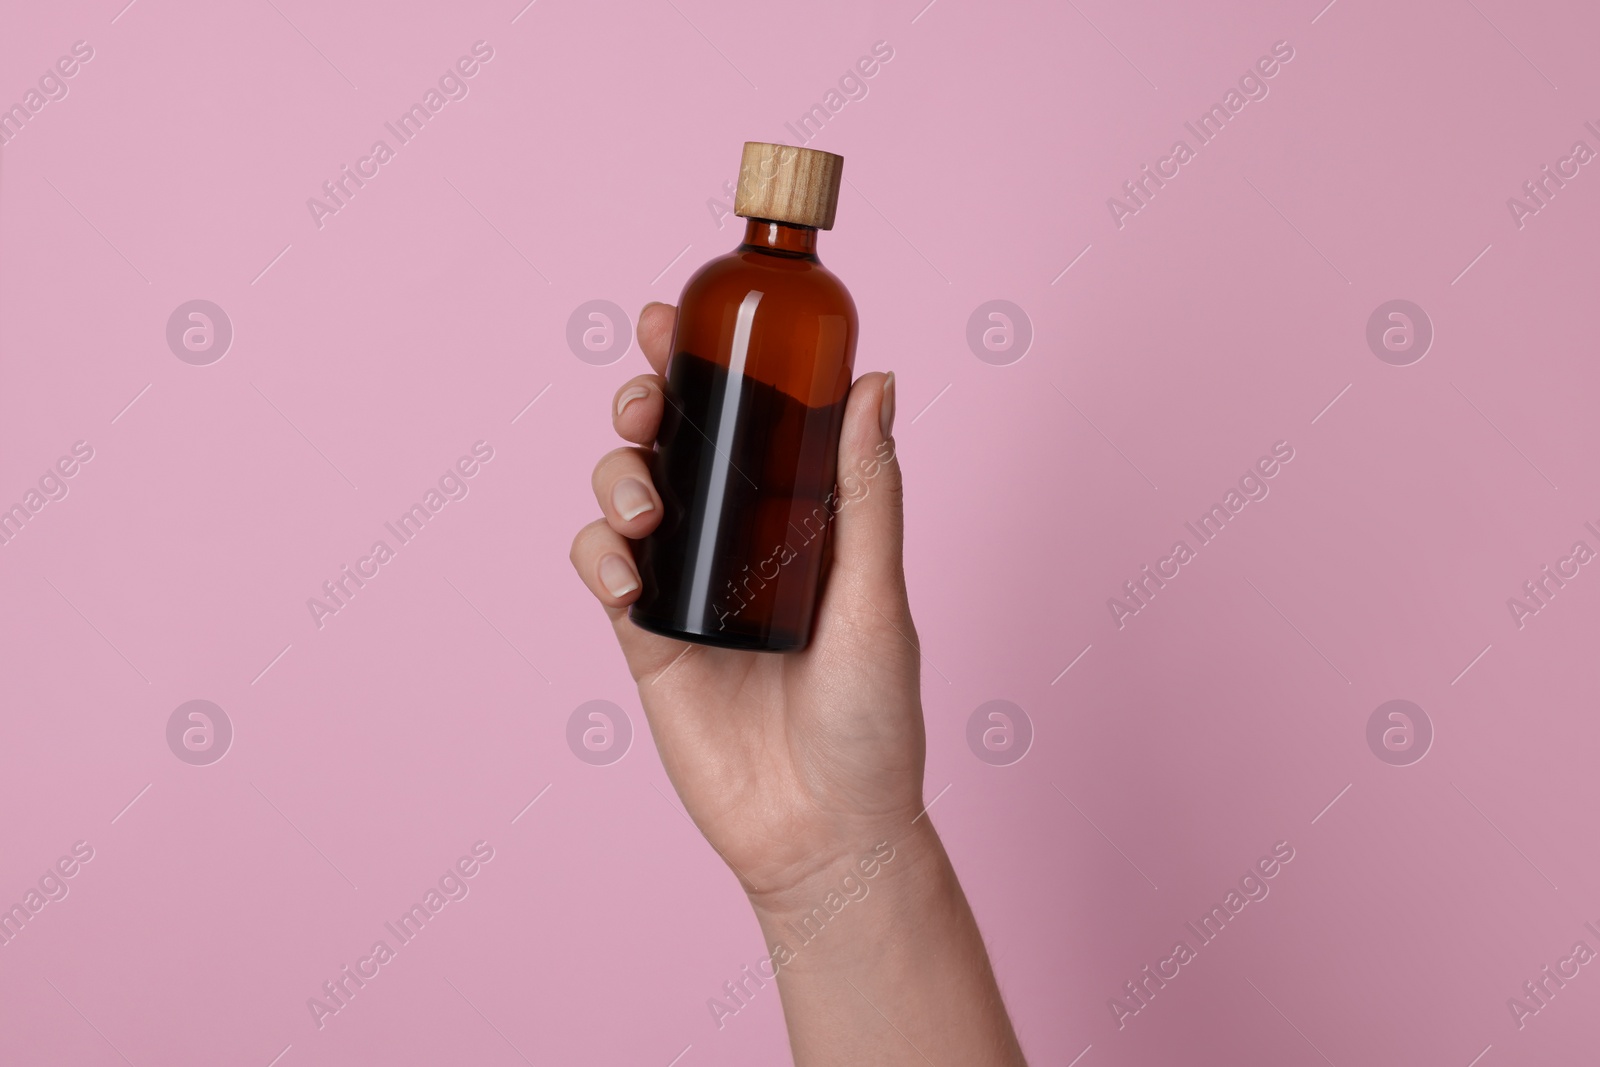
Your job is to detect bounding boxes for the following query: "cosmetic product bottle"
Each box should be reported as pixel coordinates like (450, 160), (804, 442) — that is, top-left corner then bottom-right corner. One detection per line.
(630, 141), (856, 652)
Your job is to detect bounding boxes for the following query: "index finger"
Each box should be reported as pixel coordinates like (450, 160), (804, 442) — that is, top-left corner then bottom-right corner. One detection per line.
(638, 302), (676, 377)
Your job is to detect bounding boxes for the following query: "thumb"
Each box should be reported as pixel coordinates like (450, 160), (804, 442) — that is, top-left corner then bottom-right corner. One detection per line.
(826, 371), (907, 616)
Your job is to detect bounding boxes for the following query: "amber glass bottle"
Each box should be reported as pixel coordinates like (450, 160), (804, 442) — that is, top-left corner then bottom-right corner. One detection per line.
(630, 142), (857, 652)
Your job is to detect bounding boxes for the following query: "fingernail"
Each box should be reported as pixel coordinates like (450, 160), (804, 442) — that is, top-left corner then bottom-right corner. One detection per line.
(616, 385), (651, 416)
(599, 554), (640, 598)
(613, 478), (655, 521)
(879, 371), (896, 439)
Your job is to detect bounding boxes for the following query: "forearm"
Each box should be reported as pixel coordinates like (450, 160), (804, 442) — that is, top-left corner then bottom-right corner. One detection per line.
(747, 821), (1027, 1066)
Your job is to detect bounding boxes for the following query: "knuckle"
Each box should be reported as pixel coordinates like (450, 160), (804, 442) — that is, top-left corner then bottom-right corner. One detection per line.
(569, 519), (605, 567)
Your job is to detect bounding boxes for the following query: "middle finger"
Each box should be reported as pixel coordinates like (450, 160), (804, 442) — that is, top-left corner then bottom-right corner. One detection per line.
(613, 373), (666, 446)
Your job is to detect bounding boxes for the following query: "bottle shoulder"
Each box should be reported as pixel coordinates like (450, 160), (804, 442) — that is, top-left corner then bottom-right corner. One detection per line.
(679, 247), (857, 320)
(671, 243), (857, 408)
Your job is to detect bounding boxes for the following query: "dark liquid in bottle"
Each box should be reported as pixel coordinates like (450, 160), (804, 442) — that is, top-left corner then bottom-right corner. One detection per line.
(630, 352), (850, 651)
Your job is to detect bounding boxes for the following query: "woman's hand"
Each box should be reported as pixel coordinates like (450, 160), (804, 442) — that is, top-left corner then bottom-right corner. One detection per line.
(569, 301), (921, 908)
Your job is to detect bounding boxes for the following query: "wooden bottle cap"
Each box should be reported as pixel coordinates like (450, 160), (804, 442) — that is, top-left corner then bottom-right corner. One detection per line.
(734, 142), (844, 230)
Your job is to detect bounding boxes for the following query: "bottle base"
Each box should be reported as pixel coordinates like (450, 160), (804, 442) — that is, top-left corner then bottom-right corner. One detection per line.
(627, 608), (807, 653)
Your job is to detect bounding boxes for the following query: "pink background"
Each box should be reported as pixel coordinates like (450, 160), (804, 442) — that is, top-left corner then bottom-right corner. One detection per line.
(3, 0), (1599, 1063)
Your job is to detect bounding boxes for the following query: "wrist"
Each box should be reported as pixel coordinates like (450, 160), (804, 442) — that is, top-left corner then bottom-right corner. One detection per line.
(745, 817), (950, 934)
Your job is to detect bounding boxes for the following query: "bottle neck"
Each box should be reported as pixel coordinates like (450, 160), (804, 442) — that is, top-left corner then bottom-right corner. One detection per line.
(739, 217), (818, 258)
